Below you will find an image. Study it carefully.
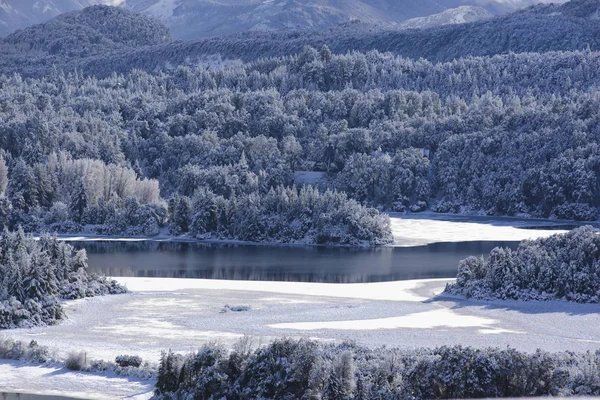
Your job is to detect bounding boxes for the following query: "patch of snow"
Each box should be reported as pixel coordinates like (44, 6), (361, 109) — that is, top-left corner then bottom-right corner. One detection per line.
(0, 1), (13, 14)
(389, 213), (570, 247)
(269, 309), (500, 331)
(115, 277), (433, 302)
(144, 0), (176, 19)
(293, 171), (326, 185)
(0, 360), (153, 400)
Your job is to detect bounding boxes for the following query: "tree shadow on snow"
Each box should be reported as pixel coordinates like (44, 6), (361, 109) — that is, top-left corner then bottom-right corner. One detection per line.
(424, 292), (600, 317)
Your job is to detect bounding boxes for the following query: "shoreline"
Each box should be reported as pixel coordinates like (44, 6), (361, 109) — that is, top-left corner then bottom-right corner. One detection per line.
(32, 212), (588, 249)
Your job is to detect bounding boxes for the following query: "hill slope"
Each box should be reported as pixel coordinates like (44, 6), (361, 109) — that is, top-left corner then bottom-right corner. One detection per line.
(0, 0), (596, 78)
(398, 6), (493, 29)
(0, 0), (567, 39)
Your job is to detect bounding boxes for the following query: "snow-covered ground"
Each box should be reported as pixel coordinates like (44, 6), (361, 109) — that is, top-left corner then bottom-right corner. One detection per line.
(389, 211), (577, 246)
(3, 214), (597, 398)
(3, 277), (600, 398)
(0, 360), (152, 400)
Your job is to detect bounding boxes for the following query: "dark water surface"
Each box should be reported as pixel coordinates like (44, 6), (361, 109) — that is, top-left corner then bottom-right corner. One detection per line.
(75, 241), (519, 283)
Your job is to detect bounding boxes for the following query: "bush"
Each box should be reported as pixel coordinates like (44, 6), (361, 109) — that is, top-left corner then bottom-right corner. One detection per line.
(65, 351), (88, 371)
(153, 339), (600, 399)
(115, 354), (143, 368)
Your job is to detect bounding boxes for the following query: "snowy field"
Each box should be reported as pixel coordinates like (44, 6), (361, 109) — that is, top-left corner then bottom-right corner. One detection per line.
(1, 215), (597, 398)
(3, 277), (600, 399)
(389, 211), (576, 246)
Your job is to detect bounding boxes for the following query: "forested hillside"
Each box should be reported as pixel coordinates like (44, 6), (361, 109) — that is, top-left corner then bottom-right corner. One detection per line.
(0, 0), (599, 246)
(1, 1), (598, 78)
(1, 47), (599, 239)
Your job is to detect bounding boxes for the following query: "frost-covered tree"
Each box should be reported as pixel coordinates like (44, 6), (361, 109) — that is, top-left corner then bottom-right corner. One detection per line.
(0, 230), (125, 328)
(446, 226), (600, 302)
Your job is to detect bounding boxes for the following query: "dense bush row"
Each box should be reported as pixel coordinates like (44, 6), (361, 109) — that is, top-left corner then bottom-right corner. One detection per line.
(0, 337), (155, 379)
(153, 338), (600, 399)
(0, 230), (125, 328)
(446, 226), (600, 302)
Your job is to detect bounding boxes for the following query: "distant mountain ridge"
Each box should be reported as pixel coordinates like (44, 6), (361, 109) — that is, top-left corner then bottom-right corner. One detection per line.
(398, 6), (493, 29)
(0, 0), (597, 78)
(0, 0), (567, 38)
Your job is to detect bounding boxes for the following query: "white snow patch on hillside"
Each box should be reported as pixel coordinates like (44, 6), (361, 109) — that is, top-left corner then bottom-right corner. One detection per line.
(293, 171), (326, 185)
(0, 1), (13, 13)
(144, 0), (176, 19)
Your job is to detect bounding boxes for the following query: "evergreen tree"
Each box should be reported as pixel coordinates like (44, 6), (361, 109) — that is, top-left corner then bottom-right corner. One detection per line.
(70, 181), (88, 223)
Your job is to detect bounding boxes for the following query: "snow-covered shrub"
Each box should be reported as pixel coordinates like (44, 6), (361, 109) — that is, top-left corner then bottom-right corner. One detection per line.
(431, 200), (461, 214)
(115, 354), (143, 368)
(24, 340), (50, 363)
(65, 351), (88, 371)
(446, 226), (600, 302)
(46, 220), (82, 234)
(152, 339), (600, 400)
(45, 202), (70, 224)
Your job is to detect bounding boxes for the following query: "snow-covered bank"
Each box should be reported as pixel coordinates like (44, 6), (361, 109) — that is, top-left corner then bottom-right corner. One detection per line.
(3, 277), (600, 362)
(389, 212), (575, 246)
(3, 276), (600, 397)
(117, 277), (434, 302)
(0, 360), (153, 400)
(45, 212), (587, 249)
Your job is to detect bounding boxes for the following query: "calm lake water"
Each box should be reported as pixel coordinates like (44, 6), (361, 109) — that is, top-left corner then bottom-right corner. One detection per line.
(76, 240), (519, 283)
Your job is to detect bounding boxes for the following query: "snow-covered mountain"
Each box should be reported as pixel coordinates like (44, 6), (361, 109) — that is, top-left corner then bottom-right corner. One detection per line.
(0, 0), (569, 39)
(0, 0), (98, 36)
(119, 0), (568, 39)
(399, 6), (493, 29)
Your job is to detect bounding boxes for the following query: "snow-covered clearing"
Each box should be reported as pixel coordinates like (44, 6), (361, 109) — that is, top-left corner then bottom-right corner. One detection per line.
(0, 360), (152, 400)
(3, 277), (600, 398)
(3, 215), (597, 398)
(389, 212), (575, 246)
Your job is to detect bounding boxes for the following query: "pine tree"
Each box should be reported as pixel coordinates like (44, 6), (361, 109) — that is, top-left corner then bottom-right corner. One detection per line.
(70, 181), (88, 222)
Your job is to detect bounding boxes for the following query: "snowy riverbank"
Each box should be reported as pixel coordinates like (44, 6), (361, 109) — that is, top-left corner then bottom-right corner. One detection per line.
(3, 276), (600, 398)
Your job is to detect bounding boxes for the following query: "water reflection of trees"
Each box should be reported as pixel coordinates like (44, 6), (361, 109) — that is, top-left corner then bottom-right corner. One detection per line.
(74, 240), (519, 283)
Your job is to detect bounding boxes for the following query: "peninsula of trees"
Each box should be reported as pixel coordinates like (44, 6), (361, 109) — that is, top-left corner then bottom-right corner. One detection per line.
(0, 230), (125, 328)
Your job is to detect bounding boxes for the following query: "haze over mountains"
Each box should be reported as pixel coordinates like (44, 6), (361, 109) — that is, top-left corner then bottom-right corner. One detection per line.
(0, 0), (567, 38)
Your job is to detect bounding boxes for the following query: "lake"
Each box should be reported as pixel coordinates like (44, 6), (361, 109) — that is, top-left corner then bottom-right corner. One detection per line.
(76, 240), (519, 283)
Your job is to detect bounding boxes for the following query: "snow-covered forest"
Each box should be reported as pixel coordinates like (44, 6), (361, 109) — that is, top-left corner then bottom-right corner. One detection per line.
(0, 230), (125, 328)
(446, 226), (600, 302)
(1, 1), (600, 78)
(153, 338), (600, 399)
(0, 46), (600, 244)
